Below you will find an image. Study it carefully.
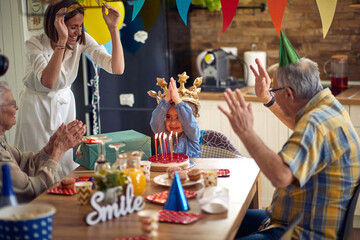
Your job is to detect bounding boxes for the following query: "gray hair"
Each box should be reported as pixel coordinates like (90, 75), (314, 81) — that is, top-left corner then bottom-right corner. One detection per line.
(0, 81), (10, 106)
(275, 58), (323, 100)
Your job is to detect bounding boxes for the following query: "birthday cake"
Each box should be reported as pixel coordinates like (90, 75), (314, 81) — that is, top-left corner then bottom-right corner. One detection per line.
(147, 154), (190, 171)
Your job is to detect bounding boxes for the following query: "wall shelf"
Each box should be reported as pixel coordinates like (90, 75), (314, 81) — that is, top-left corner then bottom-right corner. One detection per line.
(350, 4), (360, 9)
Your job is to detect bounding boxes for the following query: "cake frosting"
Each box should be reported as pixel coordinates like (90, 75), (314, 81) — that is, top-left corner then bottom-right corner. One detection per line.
(148, 153), (189, 171)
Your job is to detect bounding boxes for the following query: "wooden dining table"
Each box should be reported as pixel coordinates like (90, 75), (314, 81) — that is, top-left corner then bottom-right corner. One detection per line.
(31, 158), (261, 240)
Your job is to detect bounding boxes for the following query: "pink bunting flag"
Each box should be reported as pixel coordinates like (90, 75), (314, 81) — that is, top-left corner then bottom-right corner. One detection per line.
(268, 0), (288, 37)
(220, 0), (239, 33)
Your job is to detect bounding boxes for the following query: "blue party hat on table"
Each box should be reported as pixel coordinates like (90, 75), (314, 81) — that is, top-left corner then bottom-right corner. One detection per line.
(164, 171), (189, 211)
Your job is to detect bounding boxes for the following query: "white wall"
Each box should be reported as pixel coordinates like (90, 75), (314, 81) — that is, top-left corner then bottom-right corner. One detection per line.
(0, 0), (44, 144)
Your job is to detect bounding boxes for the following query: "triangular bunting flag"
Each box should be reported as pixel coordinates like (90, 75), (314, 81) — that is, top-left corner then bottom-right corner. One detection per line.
(176, 0), (192, 25)
(221, 0), (239, 33)
(268, 0), (288, 37)
(316, 0), (337, 38)
(132, 0), (146, 21)
(279, 31), (300, 66)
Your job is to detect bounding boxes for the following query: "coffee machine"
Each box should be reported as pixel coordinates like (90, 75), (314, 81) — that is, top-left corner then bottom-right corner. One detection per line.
(197, 49), (246, 92)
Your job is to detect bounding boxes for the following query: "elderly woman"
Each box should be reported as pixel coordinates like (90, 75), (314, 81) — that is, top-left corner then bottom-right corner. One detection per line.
(0, 81), (86, 203)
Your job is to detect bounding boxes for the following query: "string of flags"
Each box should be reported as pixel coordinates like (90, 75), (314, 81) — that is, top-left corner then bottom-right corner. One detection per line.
(130, 0), (338, 38)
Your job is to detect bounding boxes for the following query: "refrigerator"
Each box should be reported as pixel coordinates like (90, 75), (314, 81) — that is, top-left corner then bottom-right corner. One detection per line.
(72, 0), (193, 152)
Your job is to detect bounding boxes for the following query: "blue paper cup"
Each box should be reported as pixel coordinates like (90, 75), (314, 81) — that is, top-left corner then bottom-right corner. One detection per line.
(0, 203), (56, 240)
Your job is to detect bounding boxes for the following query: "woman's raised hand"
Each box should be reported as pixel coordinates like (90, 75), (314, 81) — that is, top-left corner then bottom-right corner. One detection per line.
(102, 2), (120, 31)
(54, 8), (68, 44)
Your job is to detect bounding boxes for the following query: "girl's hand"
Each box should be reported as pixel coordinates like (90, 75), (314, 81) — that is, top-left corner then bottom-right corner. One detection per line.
(169, 78), (181, 104)
(102, 2), (120, 31)
(164, 81), (172, 102)
(54, 8), (68, 44)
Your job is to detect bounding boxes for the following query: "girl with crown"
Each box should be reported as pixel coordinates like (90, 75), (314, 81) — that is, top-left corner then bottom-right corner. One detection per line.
(150, 77), (201, 158)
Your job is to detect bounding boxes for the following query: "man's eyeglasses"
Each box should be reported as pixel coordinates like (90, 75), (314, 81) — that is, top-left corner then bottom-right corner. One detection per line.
(0, 100), (17, 108)
(269, 87), (285, 97)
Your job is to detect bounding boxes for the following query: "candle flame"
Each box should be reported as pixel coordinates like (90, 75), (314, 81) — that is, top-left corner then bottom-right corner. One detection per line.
(163, 132), (167, 140)
(159, 132), (163, 138)
(169, 131), (173, 140)
(155, 133), (158, 139)
(176, 132), (178, 137)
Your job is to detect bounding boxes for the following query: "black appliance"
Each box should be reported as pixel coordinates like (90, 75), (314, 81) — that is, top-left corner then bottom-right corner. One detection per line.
(72, 0), (192, 144)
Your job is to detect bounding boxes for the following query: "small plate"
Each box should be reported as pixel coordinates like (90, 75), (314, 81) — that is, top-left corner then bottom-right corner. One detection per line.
(153, 174), (202, 187)
(158, 210), (203, 224)
(47, 186), (76, 195)
(146, 190), (197, 204)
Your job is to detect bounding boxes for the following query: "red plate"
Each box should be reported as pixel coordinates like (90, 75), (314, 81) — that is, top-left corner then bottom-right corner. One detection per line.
(158, 210), (203, 224)
(218, 169), (230, 177)
(47, 186), (76, 195)
(146, 190), (197, 204)
(113, 237), (148, 240)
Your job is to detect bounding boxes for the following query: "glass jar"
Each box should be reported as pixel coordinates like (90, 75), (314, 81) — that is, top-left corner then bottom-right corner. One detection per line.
(119, 151), (146, 196)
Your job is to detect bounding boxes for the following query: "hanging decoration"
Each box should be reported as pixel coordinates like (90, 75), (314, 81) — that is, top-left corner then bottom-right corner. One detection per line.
(316, 0), (337, 38)
(128, 0), (338, 38)
(220, 0), (239, 33)
(83, 0), (125, 45)
(268, 0), (287, 37)
(88, 62), (101, 135)
(176, 0), (192, 25)
(132, 0), (145, 21)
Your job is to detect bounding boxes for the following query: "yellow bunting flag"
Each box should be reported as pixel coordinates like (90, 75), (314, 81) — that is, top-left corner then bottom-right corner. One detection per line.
(316, 0), (338, 38)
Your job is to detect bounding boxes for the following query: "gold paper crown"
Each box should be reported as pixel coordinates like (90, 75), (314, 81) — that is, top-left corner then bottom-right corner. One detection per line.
(147, 72), (202, 107)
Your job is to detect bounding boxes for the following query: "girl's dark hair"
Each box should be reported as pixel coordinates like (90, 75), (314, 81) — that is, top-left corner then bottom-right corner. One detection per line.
(44, 0), (86, 47)
(183, 101), (200, 119)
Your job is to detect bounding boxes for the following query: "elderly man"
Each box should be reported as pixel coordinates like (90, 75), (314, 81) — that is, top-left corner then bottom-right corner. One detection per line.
(0, 81), (86, 203)
(219, 31), (360, 239)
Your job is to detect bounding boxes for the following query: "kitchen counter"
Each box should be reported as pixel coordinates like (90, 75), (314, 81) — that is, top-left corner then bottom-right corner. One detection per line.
(200, 86), (360, 105)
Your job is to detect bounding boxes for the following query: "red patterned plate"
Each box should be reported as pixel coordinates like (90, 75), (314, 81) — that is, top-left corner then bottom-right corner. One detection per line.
(113, 237), (148, 240)
(218, 169), (230, 177)
(158, 210), (203, 224)
(146, 190), (197, 204)
(47, 186), (76, 195)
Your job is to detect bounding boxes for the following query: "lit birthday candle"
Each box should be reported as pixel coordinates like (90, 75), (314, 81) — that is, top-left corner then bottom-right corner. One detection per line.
(154, 133), (158, 160)
(159, 132), (163, 159)
(176, 132), (179, 155)
(163, 133), (168, 156)
(169, 131), (173, 159)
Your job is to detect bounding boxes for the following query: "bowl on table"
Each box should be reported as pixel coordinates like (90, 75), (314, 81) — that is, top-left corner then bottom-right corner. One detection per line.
(0, 203), (56, 240)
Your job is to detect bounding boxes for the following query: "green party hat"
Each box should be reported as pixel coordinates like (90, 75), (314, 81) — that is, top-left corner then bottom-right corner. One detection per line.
(279, 31), (300, 66)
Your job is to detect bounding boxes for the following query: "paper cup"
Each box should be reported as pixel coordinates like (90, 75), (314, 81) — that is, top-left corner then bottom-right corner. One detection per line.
(137, 210), (158, 239)
(75, 182), (93, 205)
(140, 161), (151, 181)
(202, 169), (218, 187)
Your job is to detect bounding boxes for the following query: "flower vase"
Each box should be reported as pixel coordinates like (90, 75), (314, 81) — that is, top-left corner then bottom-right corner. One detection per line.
(103, 186), (123, 204)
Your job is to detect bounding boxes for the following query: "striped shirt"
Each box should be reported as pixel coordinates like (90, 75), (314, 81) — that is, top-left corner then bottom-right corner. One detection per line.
(266, 88), (360, 239)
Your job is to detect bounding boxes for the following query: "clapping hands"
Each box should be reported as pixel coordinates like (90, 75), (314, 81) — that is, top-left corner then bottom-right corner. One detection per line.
(45, 120), (86, 162)
(164, 77), (182, 105)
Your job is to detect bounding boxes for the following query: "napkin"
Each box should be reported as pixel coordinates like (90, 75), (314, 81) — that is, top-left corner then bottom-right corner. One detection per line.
(199, 186), (229, 214)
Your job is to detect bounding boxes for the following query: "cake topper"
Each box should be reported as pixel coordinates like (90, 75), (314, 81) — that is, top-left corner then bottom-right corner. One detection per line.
(147, 72), (202, 107)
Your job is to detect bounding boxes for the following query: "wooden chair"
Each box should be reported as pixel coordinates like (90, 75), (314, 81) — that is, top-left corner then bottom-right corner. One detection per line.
(338, 184), (360, 240)
(279, 212), (303, 240)
(199, 129), (243, 158)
